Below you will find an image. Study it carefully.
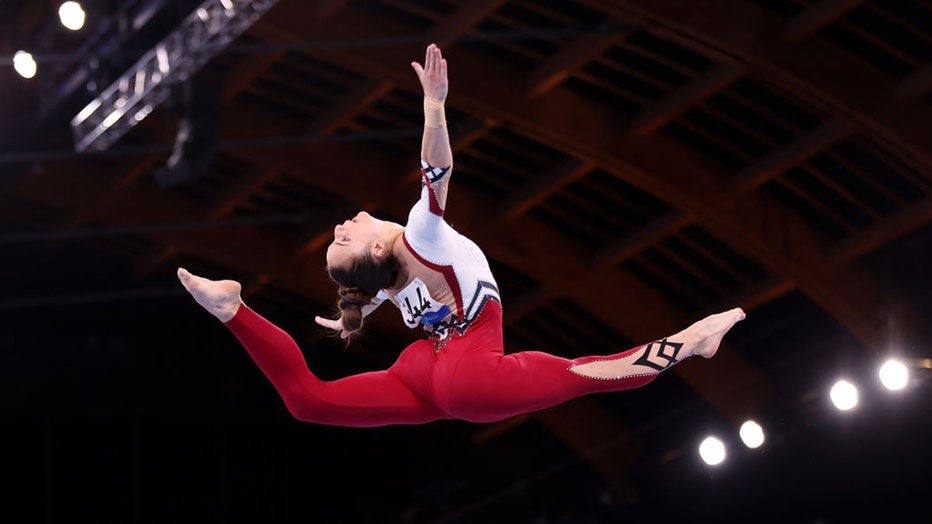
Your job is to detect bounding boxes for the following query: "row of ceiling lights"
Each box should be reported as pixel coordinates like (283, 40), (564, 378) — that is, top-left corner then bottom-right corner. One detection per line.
(697, 357), (914, 466)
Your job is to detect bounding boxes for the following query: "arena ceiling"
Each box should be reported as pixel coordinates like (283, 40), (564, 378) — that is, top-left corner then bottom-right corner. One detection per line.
(1, 1), (930, 522)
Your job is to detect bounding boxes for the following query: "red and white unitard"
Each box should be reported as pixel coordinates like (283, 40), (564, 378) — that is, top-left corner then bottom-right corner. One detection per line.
(224, 162), (686, 427)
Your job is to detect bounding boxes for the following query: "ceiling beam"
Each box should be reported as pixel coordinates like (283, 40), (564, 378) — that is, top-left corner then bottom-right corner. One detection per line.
(498, 158), (596, 220)
(831, 195), (932, 263)
(307, 78), (396, 135)
(593, 210), (694, 269)
(783, 0), (867, 43)
(313, 0), (348, 21)
(502, 288), (562, 326)
(430, 0), (508, 37)
(527, 32), (626, 99)
(628, 64), (746, 137)
(221, 49), (288, 105)
(730, 117), (853, 194)
(894, 62), (932, 103)
(704, 275), (797, 316)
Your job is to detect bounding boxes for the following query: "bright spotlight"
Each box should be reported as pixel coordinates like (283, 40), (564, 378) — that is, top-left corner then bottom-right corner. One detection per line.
(699, 436), (726, 466)
(59, 2), (86, 31)
(13, 50), (37, 79)
(739, 420), (765, 449)
(879, 359), (909, 391)
(830, 380), (858, 411)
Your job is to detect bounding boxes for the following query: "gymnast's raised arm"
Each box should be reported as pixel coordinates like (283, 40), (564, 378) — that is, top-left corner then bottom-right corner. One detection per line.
(410, 43), (453, 213)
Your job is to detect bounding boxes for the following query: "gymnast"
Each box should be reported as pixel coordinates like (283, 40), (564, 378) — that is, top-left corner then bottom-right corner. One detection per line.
(177, 43), (745, 427)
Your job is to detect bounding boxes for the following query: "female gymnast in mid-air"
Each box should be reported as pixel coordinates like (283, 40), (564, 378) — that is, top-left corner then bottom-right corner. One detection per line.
(178, 44), (745, 427)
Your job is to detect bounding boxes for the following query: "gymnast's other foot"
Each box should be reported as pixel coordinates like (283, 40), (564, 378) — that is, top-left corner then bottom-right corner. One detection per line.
(177, 267), (243, 322)
(568, 307), (746, 380)
(675, 307), (746, 359)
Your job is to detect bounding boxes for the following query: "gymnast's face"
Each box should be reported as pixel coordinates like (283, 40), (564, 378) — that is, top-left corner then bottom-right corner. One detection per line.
(326, 211), (382, 270)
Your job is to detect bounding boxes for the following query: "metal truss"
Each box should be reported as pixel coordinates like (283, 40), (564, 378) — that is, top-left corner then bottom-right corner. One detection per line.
(70, 0), (279, 153)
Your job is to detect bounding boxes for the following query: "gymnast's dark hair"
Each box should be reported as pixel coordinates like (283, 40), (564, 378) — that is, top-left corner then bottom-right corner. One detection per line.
(327, 250), (400, 340)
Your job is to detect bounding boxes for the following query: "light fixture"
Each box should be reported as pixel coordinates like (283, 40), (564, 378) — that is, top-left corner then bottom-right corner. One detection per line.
(59, 1), (86, 31)
(739, 420), (765, 449)
(71, 0), (280, 153)
(830, 379), (858, 411)
(153, 78), (221, 188)
(13, 51), (37, 79)
(879, 359), (909, 391)
(699, 436), (726, 466)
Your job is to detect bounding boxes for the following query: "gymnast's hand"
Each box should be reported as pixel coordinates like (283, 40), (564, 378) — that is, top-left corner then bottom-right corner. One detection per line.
(315, 315), (350, 339)
(411, 43), (448, 101)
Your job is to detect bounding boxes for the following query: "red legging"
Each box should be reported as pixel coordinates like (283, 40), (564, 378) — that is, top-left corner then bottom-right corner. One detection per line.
(226, 301), (663, 427)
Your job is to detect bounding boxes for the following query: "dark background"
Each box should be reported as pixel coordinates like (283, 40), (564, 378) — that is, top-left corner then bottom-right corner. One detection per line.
(1, 1), (931, 522)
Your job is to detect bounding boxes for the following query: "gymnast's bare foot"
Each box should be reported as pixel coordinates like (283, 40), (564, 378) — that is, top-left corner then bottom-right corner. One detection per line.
(675, 307), (746, 359)
(177, 267), (243, 322)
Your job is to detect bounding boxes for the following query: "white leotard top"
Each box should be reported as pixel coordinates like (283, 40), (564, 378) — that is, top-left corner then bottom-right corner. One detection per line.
(368, 162), (500, 339)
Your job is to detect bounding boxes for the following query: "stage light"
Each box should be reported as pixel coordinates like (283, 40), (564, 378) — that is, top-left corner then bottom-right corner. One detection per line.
(699, 436), (726, 466)
(830, 379), (858, 411)
(59, 2), (86, 31)
(13, 51), (37, 79)
(879, 359), (909, 391)
(739, 420), (765, 449)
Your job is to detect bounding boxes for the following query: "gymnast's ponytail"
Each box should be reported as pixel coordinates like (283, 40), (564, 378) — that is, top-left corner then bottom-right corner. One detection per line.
(327, 251), (400, 340)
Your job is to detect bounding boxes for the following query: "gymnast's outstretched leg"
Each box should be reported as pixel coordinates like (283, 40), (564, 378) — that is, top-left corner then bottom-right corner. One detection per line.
(445, 303), (745, 422)
(178, 268), (446, 427)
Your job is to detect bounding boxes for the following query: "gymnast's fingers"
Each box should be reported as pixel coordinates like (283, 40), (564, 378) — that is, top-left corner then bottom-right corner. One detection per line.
(315, 316), (341, 331)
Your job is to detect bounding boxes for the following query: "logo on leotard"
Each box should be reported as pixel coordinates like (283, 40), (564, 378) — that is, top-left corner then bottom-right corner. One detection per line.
(395, 278), (450, 328)
(634, 338), (683, 371)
